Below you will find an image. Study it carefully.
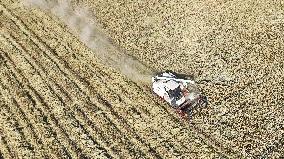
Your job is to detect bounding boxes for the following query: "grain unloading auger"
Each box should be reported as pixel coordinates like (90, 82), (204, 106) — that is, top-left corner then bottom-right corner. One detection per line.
(152, 71), (207, 119)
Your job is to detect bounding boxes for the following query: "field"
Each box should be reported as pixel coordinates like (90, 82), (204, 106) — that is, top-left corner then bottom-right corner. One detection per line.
(0, 0), (283, 158)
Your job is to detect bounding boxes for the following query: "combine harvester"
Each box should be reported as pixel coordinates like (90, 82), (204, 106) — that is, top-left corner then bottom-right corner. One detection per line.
(152, 71), (208, 119)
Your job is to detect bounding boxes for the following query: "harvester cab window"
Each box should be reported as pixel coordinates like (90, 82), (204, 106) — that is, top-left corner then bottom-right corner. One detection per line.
(167, 86), (183, 100)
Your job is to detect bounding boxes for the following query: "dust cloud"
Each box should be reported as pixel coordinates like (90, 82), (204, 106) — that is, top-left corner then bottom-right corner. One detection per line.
(23, 0), (153, 83)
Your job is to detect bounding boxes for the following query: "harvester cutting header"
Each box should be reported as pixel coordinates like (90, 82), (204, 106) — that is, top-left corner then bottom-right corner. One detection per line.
(152, 71), (207, 119)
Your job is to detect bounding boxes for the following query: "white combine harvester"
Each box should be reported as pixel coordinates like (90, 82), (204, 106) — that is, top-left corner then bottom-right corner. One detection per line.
(152, 71), (207, 119)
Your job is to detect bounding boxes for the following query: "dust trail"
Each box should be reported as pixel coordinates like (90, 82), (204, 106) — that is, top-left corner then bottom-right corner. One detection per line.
(23, 0), (153, 83)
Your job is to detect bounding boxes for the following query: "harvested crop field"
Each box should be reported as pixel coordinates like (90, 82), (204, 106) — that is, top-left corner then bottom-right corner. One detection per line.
(0, 0), (283, 158)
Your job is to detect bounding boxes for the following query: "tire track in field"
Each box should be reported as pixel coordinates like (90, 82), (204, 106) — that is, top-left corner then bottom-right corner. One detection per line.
(0, 101), (15, 159)
(0, 126), (15, 159)
(0, 131), (13, 159)
(0, 6), (166, 158)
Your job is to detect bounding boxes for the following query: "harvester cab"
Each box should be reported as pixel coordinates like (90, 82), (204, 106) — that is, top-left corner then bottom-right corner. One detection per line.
(152, 71), (207, 118)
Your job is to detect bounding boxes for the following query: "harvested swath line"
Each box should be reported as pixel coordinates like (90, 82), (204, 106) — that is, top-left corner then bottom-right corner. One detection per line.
(0, 131), (11, 158)
(48, 94), (125, 158)
(0, 80), (38, 150)
(22, 10), (155, 110)
(1, 15), (164, 158)
(0, 49), (83, 159)
(22, 54), (145, 157)
(40, 84), (115, 157)
(28, 47), (155, 157)
(5, 0), (149, 100)
(61, 110), (114, 158)
(5, 5), (158, 132)
(1, 33), (69, 102)
(47, 64), (151, 157)
(0, 106), (15, 159)
(0, 91), (34, 158)
(63, 60), (150, 117)
(95, 70), (179, 120)
(89, 70), (161, 119)
(84, 69), (183, 126)
(40, 61), (163, 157)
(49, 77), (73, 102)
(95, 97), (164, 158)
(0, 132), (14, 159)
(0, 85), (47, 158)
(2, 31), (148, 158)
